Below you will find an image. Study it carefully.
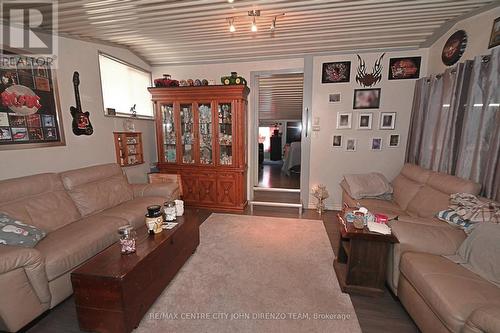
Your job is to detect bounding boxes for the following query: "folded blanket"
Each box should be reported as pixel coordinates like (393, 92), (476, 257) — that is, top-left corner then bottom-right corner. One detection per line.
(450, 193), (500, 224)
(342, 172), (393, 200)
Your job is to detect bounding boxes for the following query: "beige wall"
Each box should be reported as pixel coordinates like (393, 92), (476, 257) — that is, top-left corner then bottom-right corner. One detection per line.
(427, 6), (500, 74)
(0, 36), (156, 183)
(311, 50), (428, 209)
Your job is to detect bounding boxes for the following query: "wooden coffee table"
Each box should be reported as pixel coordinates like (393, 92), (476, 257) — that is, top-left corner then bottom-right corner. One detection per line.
(71, 209), (200, 333)
(333, 213), (398, 297)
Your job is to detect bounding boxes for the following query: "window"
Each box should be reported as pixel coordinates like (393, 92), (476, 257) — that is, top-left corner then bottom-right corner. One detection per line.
(98, 53), (153, 118)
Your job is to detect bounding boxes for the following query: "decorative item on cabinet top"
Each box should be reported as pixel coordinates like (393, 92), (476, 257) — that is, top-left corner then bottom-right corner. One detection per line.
(154, 74), (179, 87)
(221, 72), (247, 85)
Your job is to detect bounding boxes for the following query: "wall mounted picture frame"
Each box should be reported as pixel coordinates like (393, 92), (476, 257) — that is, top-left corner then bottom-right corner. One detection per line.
(337, 112), (352, 129)
(322, 61), (351, 83)
(488, 17), (500, 49)
(388, 134), (400, 147)
(0, 54), (65, 150)
(329, 93), (341, 103)
(332, 135), (343, 148)
(442, 30), (467, 66)
(345, 138), (357, 152)
(357, 113), (373, 130)
(353, 88), (381, 109)
(380, 112), (396, 130)
(371, 138), (382, 151)
(388, 57), (421, 80)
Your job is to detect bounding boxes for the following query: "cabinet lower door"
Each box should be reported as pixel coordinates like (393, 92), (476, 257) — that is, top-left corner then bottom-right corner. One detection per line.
(217, 175), (237, 206)
(198, 174), (217, 204)
(181, 174), (199, 203)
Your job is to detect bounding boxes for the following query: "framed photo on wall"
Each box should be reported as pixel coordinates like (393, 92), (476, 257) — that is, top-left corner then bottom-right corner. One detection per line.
(489, 17), (500, 49)
(388, 57), (421, 80)
(322, 61), (351, 83)
(329, 93), (341, 103)
(336, 112), (352, 129)
(380, 112), (396, 130)
(332, 135), (343, 148)
(357, 113), (373, 130)
(345, 138), (357, 152)
(388, 134), (400, 147)
(371, 137), (382, 151)
(0, 54), (65, 150)
(353, 88), (381, 109)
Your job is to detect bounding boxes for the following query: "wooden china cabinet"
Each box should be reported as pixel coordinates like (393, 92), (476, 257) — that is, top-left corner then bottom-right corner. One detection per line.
(148, 85), (250, 211)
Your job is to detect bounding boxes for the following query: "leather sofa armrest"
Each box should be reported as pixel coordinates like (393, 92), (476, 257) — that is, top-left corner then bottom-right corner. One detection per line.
(131, 183), (180, 201)
(0, 245), (50, 303)
(0, 245), (51, 328)
(463, 306), (500, 333)
(391, 218), (466, 256)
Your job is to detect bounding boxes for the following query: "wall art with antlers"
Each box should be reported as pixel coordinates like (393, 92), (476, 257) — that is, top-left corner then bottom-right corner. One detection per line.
(355, 53), (385, 87)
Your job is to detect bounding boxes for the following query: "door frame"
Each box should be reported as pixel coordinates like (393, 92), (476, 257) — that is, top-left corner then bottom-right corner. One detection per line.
(249, 67), (309, 202)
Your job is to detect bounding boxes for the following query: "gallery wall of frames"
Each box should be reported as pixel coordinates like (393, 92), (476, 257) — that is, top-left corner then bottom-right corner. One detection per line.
(310, 49), (428, 209)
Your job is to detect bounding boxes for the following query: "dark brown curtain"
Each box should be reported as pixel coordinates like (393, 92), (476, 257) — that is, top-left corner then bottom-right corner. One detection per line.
(406, 48), (500, 200)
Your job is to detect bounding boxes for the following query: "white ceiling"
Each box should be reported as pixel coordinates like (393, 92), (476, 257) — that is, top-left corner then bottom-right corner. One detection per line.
(258, 73), (303, 121)
(46, 0), (498, 65)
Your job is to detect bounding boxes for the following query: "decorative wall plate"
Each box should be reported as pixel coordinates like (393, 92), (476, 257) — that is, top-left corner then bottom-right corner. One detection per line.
(442, 30), (467, 66)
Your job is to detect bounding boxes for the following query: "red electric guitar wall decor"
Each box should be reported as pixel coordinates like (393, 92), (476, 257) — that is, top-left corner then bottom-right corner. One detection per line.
(70, 71), (93, 136)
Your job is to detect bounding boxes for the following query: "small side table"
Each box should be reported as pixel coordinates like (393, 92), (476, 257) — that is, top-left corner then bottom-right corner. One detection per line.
(333, 213), (398, 297)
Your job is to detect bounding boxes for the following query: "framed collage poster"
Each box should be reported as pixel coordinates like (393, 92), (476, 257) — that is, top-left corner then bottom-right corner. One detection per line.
(0, 55), (64, 150)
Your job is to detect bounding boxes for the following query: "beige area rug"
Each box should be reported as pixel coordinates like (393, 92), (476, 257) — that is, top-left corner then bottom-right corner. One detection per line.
(136, 213), (361, 333)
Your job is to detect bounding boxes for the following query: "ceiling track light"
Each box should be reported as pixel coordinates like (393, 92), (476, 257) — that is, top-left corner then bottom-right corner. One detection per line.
(225, 10), (284, 33)
(227, 17), (236, 32)
(270, 17), (276, 31)
(248, 10), (260, 33)
(251, 17), (258, 32)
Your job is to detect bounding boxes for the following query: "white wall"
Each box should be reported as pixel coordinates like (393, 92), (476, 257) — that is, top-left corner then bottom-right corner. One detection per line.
(0, 35), (156, 183)
(427, 6), (500, 74)
(310, 49), (428, 209)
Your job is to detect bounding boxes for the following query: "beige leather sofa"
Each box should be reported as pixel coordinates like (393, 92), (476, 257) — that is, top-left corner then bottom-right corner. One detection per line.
(0, 163), (179, 332)
(342, 164), (500, 333)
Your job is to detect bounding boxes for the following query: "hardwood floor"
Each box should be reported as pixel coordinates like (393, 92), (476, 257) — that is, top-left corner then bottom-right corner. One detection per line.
(23, 207), (418, 333)
(258, 160), (300, 189)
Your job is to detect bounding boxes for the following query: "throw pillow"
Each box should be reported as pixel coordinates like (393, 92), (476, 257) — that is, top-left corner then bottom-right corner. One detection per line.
(437, 209), (474, 232)
(0, 212), (46, 247)
(451, 223), (500, 288)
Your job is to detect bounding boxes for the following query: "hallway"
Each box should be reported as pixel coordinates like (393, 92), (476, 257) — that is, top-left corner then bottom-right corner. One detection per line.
(258, 160), (300, 189)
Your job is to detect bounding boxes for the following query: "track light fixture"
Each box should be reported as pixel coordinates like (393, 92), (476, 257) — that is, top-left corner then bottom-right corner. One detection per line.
(228, 17), (236, 32)
(270, 17), (276, 31)
(225, 10), (284, 33)
(251, 17), (258, 32)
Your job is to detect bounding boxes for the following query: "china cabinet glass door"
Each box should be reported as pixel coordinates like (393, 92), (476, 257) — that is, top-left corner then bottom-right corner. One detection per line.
(180, 104), (195, 164)
(218, 102), (233, 165)
(198, 103), (213, 165)
(161, 104), (176, 163)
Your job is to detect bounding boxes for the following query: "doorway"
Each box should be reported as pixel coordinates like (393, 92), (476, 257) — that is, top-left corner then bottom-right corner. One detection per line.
(256, 72), (303, 189)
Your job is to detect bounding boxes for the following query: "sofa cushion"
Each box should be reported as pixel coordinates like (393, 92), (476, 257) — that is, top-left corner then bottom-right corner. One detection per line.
(392, 174), (423, 210)
(407, 185), (451, 218)
(389, 219), (466, 292)
(427, 172), (481, 196)
(399, 163), (432, 184)
(36, 215), (126, 280)
(400, 252), (500, 333)
(100, 196), (166, 229)
(357, 198), (406, 219)
(60, 164), (133, 217)
(0, 173), (81, 232)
